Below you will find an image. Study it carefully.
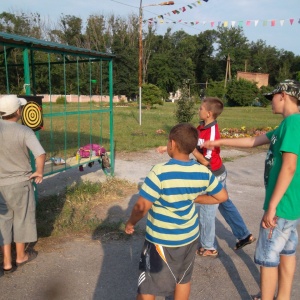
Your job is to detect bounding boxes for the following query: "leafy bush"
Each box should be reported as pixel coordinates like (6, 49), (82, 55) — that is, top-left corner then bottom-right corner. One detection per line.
(206, 80), (226, 100)
(142, 83), (163, 108)
(175, 85), (195, 123)
(225, 79), (259, 106)
(56, 96), (67, 104)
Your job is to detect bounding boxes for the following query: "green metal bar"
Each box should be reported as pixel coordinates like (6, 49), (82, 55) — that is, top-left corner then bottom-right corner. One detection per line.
(30, 50), (37, 95)
(89, 59), (93, 146)
(23, 49), (31, 94)
(43, 108), (110, 118)
(4, 46), (9, 94)
(76, 58), (81, 151)
(23, 48), (38, 200)
(109, 58), (114, 175)
(63, 55), (67, 165)
(48, 53), (54, 173)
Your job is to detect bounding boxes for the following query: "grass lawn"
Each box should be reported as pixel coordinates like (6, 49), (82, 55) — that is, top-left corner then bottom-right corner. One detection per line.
(40, 102), (282, 157)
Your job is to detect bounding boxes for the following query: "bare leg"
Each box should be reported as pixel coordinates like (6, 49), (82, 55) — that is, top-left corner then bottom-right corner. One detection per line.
(1, 244), (12, 270)
(260, 266), (278, 300)
(15, 242), (28, 264)
(277, 255), (296, 300)
(174, 282), (191, 300)
(136, 294), (155, 300)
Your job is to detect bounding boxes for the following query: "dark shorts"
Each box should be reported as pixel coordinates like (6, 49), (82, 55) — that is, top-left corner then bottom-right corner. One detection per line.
(137, 239), (198, 297)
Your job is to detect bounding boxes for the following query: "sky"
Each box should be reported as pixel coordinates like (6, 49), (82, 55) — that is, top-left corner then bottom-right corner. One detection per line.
(1, 0), (300, 55)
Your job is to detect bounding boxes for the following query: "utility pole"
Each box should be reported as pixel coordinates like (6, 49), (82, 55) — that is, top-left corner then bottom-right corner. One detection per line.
(138, 1), (174, 125)
(224, 54), (231, 88)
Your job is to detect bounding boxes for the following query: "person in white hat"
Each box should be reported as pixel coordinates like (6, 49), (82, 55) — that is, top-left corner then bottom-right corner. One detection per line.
(0, 95), (45, 274)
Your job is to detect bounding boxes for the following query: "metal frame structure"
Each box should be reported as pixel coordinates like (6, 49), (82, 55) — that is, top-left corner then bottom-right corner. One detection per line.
(0, 32), (115, 180)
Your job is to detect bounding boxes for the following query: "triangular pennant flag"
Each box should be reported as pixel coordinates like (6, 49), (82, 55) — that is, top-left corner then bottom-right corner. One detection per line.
(280, 20), (284, 26)
(178, 20), (182, 22)
(202, 21), (206, 25)
(271, 20), (275, 26)
(231, 21), (236, 27)
(290, 18), (294, 25)
(203, 0), (209, 2)
(218, 21), (222, 26)
(246, 20), (251, 26)
(184, 22), (188, 24)
(254, 20), (259, 26)
(298, 18), (300, 23)
(172, 10), (177, 14)
(210, 21), (214, 27)
(182, 7), (186, 12)
(192, 3), (197, 7)
(191, 22), (195, 25)
(196, 21), (199, 24)
(188, 5), (193, 9)
(167, 13), (170, 16)
(263, 20), (267, 26)
(159, 19), (164, 23)
(238, 21), (243, 27)
(197, 0), (201, 4)
(223, 21), (228, 27)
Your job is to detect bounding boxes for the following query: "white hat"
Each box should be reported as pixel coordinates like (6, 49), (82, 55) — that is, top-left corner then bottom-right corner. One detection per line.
(0, 95), (27, 116)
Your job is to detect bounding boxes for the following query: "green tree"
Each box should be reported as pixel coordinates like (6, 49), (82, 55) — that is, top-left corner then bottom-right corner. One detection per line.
(142, 83), (163, 108)
(175, 85), (195, 123)
(225, 79), (259, 106)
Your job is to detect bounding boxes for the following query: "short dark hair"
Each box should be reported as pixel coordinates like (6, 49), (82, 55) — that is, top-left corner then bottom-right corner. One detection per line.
(202, 97), (224, 119)
(1, 111), (18, 120)
(169, 123), (198, 154)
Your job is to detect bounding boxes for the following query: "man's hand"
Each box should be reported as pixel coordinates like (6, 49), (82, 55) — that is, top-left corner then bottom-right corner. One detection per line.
(29, 172), (43, 184)
(156, 146), (167, 154)
(125, 222), (135, 234)
(262, 208), (277, 229)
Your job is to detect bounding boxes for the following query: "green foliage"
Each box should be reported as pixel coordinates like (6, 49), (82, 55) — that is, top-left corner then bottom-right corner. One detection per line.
(226, 79), (259, 106)
(175, 86), (195, 123)
(142, 83), (163, 108)
(205, 80), (226, 100)
(55, 96), (67, 104)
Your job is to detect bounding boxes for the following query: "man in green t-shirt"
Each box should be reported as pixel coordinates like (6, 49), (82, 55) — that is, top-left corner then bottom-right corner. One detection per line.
(202, 80), (300, 300)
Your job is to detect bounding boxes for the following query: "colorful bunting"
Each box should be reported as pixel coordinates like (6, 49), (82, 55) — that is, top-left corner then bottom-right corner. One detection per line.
(144, 0), (299, 29)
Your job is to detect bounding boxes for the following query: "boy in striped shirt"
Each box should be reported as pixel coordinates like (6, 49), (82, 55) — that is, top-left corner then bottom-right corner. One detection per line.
(125, 123), (227, 300)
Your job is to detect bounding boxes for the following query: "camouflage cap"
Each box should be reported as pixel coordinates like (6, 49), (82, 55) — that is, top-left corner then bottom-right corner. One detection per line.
(264, 79), (300, 101)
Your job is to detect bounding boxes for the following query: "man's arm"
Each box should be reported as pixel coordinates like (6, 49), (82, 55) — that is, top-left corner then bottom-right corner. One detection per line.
(203, 134), (270, 149)
(125, 196), (153, 234)
(192, 149), (209, 166)
(194, 188), (228, 205)
(263, 152), (297, 228)
(29, 153), (46, 184)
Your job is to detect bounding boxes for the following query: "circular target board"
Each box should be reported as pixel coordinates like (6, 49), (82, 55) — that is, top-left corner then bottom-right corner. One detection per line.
(21, 101), (43, 131)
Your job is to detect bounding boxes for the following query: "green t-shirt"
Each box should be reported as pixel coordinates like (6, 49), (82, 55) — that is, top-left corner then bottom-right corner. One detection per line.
(264, 113), (300, 220)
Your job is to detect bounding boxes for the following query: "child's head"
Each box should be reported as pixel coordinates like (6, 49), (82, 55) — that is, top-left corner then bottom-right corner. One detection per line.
(201, 97), (224, 120)
(264, 79), (300, 104)
(169, 123), (198, 155)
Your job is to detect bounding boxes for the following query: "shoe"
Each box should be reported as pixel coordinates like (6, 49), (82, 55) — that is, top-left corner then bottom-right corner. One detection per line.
(196, 247), (219, 257)
(3, 265), (16, 274)
(235, 234), (256, 250)
(16, 251), (38, 267)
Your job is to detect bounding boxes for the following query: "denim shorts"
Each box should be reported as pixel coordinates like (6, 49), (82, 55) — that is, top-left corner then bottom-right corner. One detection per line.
(254, 217), (300, 267)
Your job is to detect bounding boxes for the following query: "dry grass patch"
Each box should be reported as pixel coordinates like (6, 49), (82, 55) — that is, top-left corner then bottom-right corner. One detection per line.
(36, 178), (137, 238)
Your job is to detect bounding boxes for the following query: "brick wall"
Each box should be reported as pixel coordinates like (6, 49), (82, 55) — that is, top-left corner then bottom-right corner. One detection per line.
(41, 94), (127, 103)
(237, 72), (269, 88)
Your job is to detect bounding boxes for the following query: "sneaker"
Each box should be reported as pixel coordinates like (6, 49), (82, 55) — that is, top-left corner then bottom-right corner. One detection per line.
(196, 247), (219, 257)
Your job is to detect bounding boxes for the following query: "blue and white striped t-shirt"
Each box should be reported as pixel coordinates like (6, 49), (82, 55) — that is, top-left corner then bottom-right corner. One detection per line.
(140, 158), (223, 247)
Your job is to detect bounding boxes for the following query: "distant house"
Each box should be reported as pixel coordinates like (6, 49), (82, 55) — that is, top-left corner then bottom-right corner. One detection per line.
(237, 72), (269, 88)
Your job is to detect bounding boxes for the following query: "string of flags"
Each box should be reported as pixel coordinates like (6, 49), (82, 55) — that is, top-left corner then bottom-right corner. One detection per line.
(145, 0), (300, 27)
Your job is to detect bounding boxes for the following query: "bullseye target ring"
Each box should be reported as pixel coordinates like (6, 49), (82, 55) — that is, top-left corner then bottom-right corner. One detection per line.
(21, 101), (43, 130)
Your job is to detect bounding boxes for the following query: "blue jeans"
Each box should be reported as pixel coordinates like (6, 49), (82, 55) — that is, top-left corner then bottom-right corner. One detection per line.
(199, 170), (250, 250)
(254, 217), (299, 267)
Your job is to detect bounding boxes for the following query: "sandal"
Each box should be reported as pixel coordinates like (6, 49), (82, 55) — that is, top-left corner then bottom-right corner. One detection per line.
(3, 265), (16, 274)
(251, 293), (276, 300)
(16, 250), (38, 267)
(235, 234), (256, 250)
(196, 247), (219, 257)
